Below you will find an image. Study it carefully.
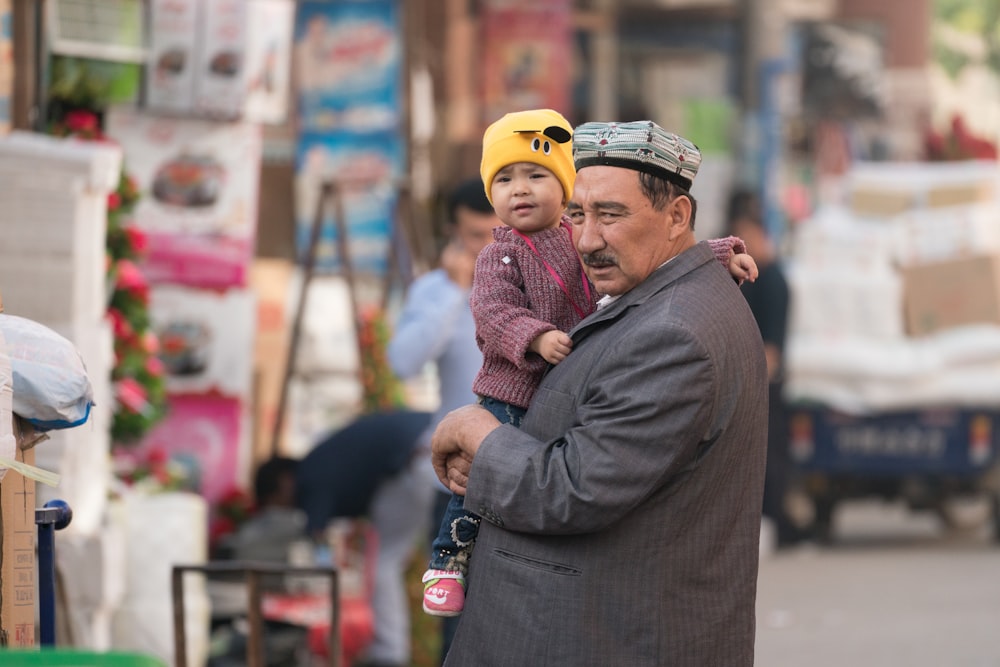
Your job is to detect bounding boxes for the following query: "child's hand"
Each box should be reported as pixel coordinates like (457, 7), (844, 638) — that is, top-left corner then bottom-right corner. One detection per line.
(729, 252), (758, 283)
(530, 330), (573, 364)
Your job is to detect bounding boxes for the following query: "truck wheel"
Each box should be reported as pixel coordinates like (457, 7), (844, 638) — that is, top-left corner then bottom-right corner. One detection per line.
(937, 495), (991, 533)
(992, 494), (1000, 544)
(812, 495), (836, 544)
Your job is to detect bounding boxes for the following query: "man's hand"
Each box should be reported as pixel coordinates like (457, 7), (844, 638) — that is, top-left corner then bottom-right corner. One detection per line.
(440, 240), (477, 290)
(530, 330), (573, 364)
(431, 404), (501, 495)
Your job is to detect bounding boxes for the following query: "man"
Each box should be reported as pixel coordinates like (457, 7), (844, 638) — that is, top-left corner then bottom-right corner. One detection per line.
(296, 409), (433, 667)
(727, 192), (799, 547)
(387, 177), (498, 440)
(432, 121), (769, 666)
(386, 178), (499, 662)
(222, 456), (306, 566)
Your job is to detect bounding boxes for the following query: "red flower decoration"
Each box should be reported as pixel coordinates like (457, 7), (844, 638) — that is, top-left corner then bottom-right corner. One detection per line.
(115, 377), (149, 413)
(145, 355), (165, 377)
(107, 308), (134, 340)
(64, 110), (99, 134)
(147, 447), (169, 465)
(115, 258), (149, 302)
(142, 330), (160, 355)
(107, 191), (122, 211)
(124, 226), (148, 254)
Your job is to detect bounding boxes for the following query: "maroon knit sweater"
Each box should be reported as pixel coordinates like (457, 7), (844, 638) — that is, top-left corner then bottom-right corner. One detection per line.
(470, 217), (746, 409)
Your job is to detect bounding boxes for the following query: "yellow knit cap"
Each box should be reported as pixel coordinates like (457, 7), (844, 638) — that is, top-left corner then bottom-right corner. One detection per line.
(480, 109), (575, 206)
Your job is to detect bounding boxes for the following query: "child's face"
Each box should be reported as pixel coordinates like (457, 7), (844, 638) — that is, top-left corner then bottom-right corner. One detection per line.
(490, 162), (566, 235)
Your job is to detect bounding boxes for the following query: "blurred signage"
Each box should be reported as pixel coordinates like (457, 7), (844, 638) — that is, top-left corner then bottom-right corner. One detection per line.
(145, 0), (294, 122)
(48, 0), (147, 63)
(801, 22), (887, 120)
(293, 0), (404, 276)
(107, 108), (263, 289)
(0, 0), (11, 135)
(244, 0), (295, 124)
(480, 0), (572, 125)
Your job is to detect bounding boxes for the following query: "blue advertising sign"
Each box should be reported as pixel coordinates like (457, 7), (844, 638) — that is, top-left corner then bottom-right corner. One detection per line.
(293, 0), (404, 275)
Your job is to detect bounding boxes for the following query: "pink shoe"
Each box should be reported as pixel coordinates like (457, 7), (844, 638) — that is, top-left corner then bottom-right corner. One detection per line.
(422, 569), (466, 617)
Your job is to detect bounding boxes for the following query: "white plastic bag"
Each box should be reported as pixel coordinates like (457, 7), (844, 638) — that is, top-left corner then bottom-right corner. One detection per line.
(0, 314), (94, 430)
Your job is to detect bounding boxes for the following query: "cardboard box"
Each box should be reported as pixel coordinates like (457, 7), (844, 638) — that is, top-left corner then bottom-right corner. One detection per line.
(850, 188), (915, 218)
(927, 181), (996, 209)
(0, 420), (37, 647)
(903, 254), (1000, 336)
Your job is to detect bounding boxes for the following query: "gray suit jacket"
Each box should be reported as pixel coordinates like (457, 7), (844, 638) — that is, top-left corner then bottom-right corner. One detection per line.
(446, 242), (768, 666)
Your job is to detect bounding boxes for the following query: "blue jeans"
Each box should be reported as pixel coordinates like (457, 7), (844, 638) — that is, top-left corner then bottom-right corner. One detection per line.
(428, 397), (526, 572)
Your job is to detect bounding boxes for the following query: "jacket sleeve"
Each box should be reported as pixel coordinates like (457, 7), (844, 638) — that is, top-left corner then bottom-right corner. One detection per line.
(464, 319), (716, 535)
(470, 243), (556, 368)
(387, 273), (468, 379)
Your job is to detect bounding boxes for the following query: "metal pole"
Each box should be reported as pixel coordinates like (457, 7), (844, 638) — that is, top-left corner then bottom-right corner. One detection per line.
(171, 567), (188, 667)
(246, 570), (265, 667)
(35, 499), (72, 647)
(270, 181), (332, 458)
(36, 522), (55, 646)
(328, 567), (341, 667)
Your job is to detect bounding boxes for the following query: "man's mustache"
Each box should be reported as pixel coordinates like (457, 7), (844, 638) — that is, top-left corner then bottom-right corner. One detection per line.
(581, 253), (617, 267)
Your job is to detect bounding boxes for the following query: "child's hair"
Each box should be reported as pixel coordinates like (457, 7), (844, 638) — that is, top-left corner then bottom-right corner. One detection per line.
(480, 109), (575, 205)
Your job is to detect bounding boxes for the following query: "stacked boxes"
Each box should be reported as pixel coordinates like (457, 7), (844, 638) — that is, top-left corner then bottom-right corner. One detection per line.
(786, 160), (1000, 413)
(0, 132), (119, 650)
(0, 132), (118, 534)
(0, 322), (37, 647)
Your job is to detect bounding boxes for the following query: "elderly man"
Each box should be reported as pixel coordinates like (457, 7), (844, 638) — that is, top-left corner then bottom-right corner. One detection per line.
(431, 120), (768, 666)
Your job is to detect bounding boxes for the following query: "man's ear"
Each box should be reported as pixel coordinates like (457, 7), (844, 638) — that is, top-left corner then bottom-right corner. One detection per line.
(667, 195), (693, 240)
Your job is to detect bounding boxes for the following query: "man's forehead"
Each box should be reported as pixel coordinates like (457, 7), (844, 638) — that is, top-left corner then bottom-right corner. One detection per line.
(456, 206), (500, 228)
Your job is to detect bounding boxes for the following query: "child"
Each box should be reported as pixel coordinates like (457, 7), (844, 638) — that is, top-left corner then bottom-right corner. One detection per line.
(421, 109), (756, 617)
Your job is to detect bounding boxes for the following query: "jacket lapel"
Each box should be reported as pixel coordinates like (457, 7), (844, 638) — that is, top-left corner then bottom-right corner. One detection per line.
(569, 241), (717, 343)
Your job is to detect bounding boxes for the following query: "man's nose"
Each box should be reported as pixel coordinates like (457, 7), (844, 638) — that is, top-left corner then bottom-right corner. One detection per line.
(574, 219), (603, 253)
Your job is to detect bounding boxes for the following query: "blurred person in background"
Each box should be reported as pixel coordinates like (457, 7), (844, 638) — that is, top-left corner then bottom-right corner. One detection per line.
(386, 177), (499, 663)
(295, 409), (433, 667)
(726, 189), (802, 548)
(222, 456), (306, 564)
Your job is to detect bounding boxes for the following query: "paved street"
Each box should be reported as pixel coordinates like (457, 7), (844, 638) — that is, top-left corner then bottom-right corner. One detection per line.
(755, 500), (1000, 667)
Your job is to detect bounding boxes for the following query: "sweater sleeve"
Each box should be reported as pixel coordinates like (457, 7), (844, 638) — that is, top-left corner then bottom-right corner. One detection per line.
(470, 242), (557, 367)
(707, 236), (747, 283)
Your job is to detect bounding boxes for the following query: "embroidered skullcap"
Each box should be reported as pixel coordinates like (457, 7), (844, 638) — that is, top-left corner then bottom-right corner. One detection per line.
(572, 120), (701, 191)
(481, 109), (575, 206)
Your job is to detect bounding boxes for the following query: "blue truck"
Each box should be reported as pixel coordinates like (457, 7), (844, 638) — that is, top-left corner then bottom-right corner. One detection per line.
(786, 405), (1000, 542)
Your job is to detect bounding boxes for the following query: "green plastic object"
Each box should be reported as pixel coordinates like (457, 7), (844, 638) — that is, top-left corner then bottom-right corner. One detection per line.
(0, 650), (168, 667)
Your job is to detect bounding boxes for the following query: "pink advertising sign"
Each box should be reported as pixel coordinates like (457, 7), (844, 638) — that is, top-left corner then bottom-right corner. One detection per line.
(107, 108), (262, 288)
(131, 393), (248, 504)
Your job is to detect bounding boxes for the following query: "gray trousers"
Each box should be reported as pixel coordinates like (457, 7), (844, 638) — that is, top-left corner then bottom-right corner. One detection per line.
(366, 456), (434, 664)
